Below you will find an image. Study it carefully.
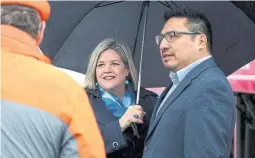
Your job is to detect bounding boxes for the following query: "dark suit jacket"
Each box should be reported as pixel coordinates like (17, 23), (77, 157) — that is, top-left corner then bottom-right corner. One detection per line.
(143, 58), (236, 158)
(85, 87), (158, 158)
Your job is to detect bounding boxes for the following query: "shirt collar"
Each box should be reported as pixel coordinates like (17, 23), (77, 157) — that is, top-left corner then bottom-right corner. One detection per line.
(169, 55), (212, 84)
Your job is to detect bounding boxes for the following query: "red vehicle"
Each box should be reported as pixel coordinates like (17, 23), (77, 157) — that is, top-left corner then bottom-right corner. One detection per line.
(228, 60), (255, 94)
(229, 60), (255, 158)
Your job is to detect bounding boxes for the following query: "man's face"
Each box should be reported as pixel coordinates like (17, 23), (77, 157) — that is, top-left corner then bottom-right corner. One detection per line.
(159, 17), (201, 72)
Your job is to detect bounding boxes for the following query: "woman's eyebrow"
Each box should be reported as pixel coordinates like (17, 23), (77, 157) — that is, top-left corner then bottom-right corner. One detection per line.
(97, 60), (122, 63)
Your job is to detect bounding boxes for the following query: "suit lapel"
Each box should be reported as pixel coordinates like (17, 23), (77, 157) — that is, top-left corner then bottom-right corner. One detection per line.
(149, 83), (172, 125)
(146, 58), (217, 140)
(156, 78), (191, 117)
(146, 77), (191, 139)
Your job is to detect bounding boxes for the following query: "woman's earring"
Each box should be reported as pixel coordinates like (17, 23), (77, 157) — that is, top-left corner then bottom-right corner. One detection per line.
(125, 80), (129, 85)
(95, 82), (98, 86)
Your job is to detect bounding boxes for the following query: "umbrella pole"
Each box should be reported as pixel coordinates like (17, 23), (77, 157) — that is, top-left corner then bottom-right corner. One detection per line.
(136, 1), (149, 104)
(130, 1), (149, 139)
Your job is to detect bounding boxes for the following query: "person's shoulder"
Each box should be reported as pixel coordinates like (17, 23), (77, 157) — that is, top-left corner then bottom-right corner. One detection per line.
(84, 87), (98, 97)
(206, 68), (229, 84)
(29, 62), (86, 98)
(37, 64), (93, 111)
(4, 56), (91, 118)
(195, 67), (233, 95)
(84, 87), (93, 93)
(44, 66), (82, 89)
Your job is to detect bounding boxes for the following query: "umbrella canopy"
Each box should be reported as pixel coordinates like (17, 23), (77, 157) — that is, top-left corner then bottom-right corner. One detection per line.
(40, 1), (255, 88)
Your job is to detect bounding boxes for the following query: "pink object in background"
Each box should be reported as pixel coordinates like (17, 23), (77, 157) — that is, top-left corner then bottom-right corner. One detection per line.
(228, 60), (255, 94)
(147, 87), (165, 96)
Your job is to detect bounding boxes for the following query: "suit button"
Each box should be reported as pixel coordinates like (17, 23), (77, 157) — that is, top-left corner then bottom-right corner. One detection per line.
(144, 146), (148, 151)
(112, 142), (119, 150)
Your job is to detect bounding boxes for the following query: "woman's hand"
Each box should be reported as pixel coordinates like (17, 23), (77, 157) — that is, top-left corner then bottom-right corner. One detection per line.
(119, 105), (145, 132)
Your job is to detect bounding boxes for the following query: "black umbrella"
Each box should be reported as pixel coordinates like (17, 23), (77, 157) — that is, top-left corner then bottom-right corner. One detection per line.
(40, 1), (255, 88)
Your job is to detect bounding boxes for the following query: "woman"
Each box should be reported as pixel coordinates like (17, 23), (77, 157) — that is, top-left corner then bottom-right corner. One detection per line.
(84, 38), (158, 158)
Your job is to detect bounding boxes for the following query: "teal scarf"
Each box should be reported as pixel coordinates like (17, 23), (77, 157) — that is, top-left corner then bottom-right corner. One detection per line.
(99, 82), (135, 118)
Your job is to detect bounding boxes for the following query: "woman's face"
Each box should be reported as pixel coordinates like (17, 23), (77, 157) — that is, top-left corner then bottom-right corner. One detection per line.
(96, 49), (129, 93)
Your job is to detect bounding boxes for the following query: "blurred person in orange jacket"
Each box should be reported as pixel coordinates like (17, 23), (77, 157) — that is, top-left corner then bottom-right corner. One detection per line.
(1, 1), (106, 158)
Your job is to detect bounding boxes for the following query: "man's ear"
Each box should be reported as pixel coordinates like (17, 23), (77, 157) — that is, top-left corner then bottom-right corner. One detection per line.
(36, 21), (46, 45)
(198, 34), (207, 50)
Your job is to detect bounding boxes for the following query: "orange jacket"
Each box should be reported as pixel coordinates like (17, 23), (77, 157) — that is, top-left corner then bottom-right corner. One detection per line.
(1, 25), (106, 158)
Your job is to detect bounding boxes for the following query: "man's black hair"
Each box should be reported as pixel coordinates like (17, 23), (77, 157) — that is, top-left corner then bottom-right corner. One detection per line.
(164, 7), (213, 51)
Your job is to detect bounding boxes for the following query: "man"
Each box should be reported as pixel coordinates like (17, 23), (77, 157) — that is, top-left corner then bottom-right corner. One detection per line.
(1, 1), (105, 157)
(142, 8), (236, 158)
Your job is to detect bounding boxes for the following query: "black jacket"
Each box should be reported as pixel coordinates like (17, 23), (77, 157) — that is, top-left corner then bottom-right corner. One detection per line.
(85, 87), (158, 158)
